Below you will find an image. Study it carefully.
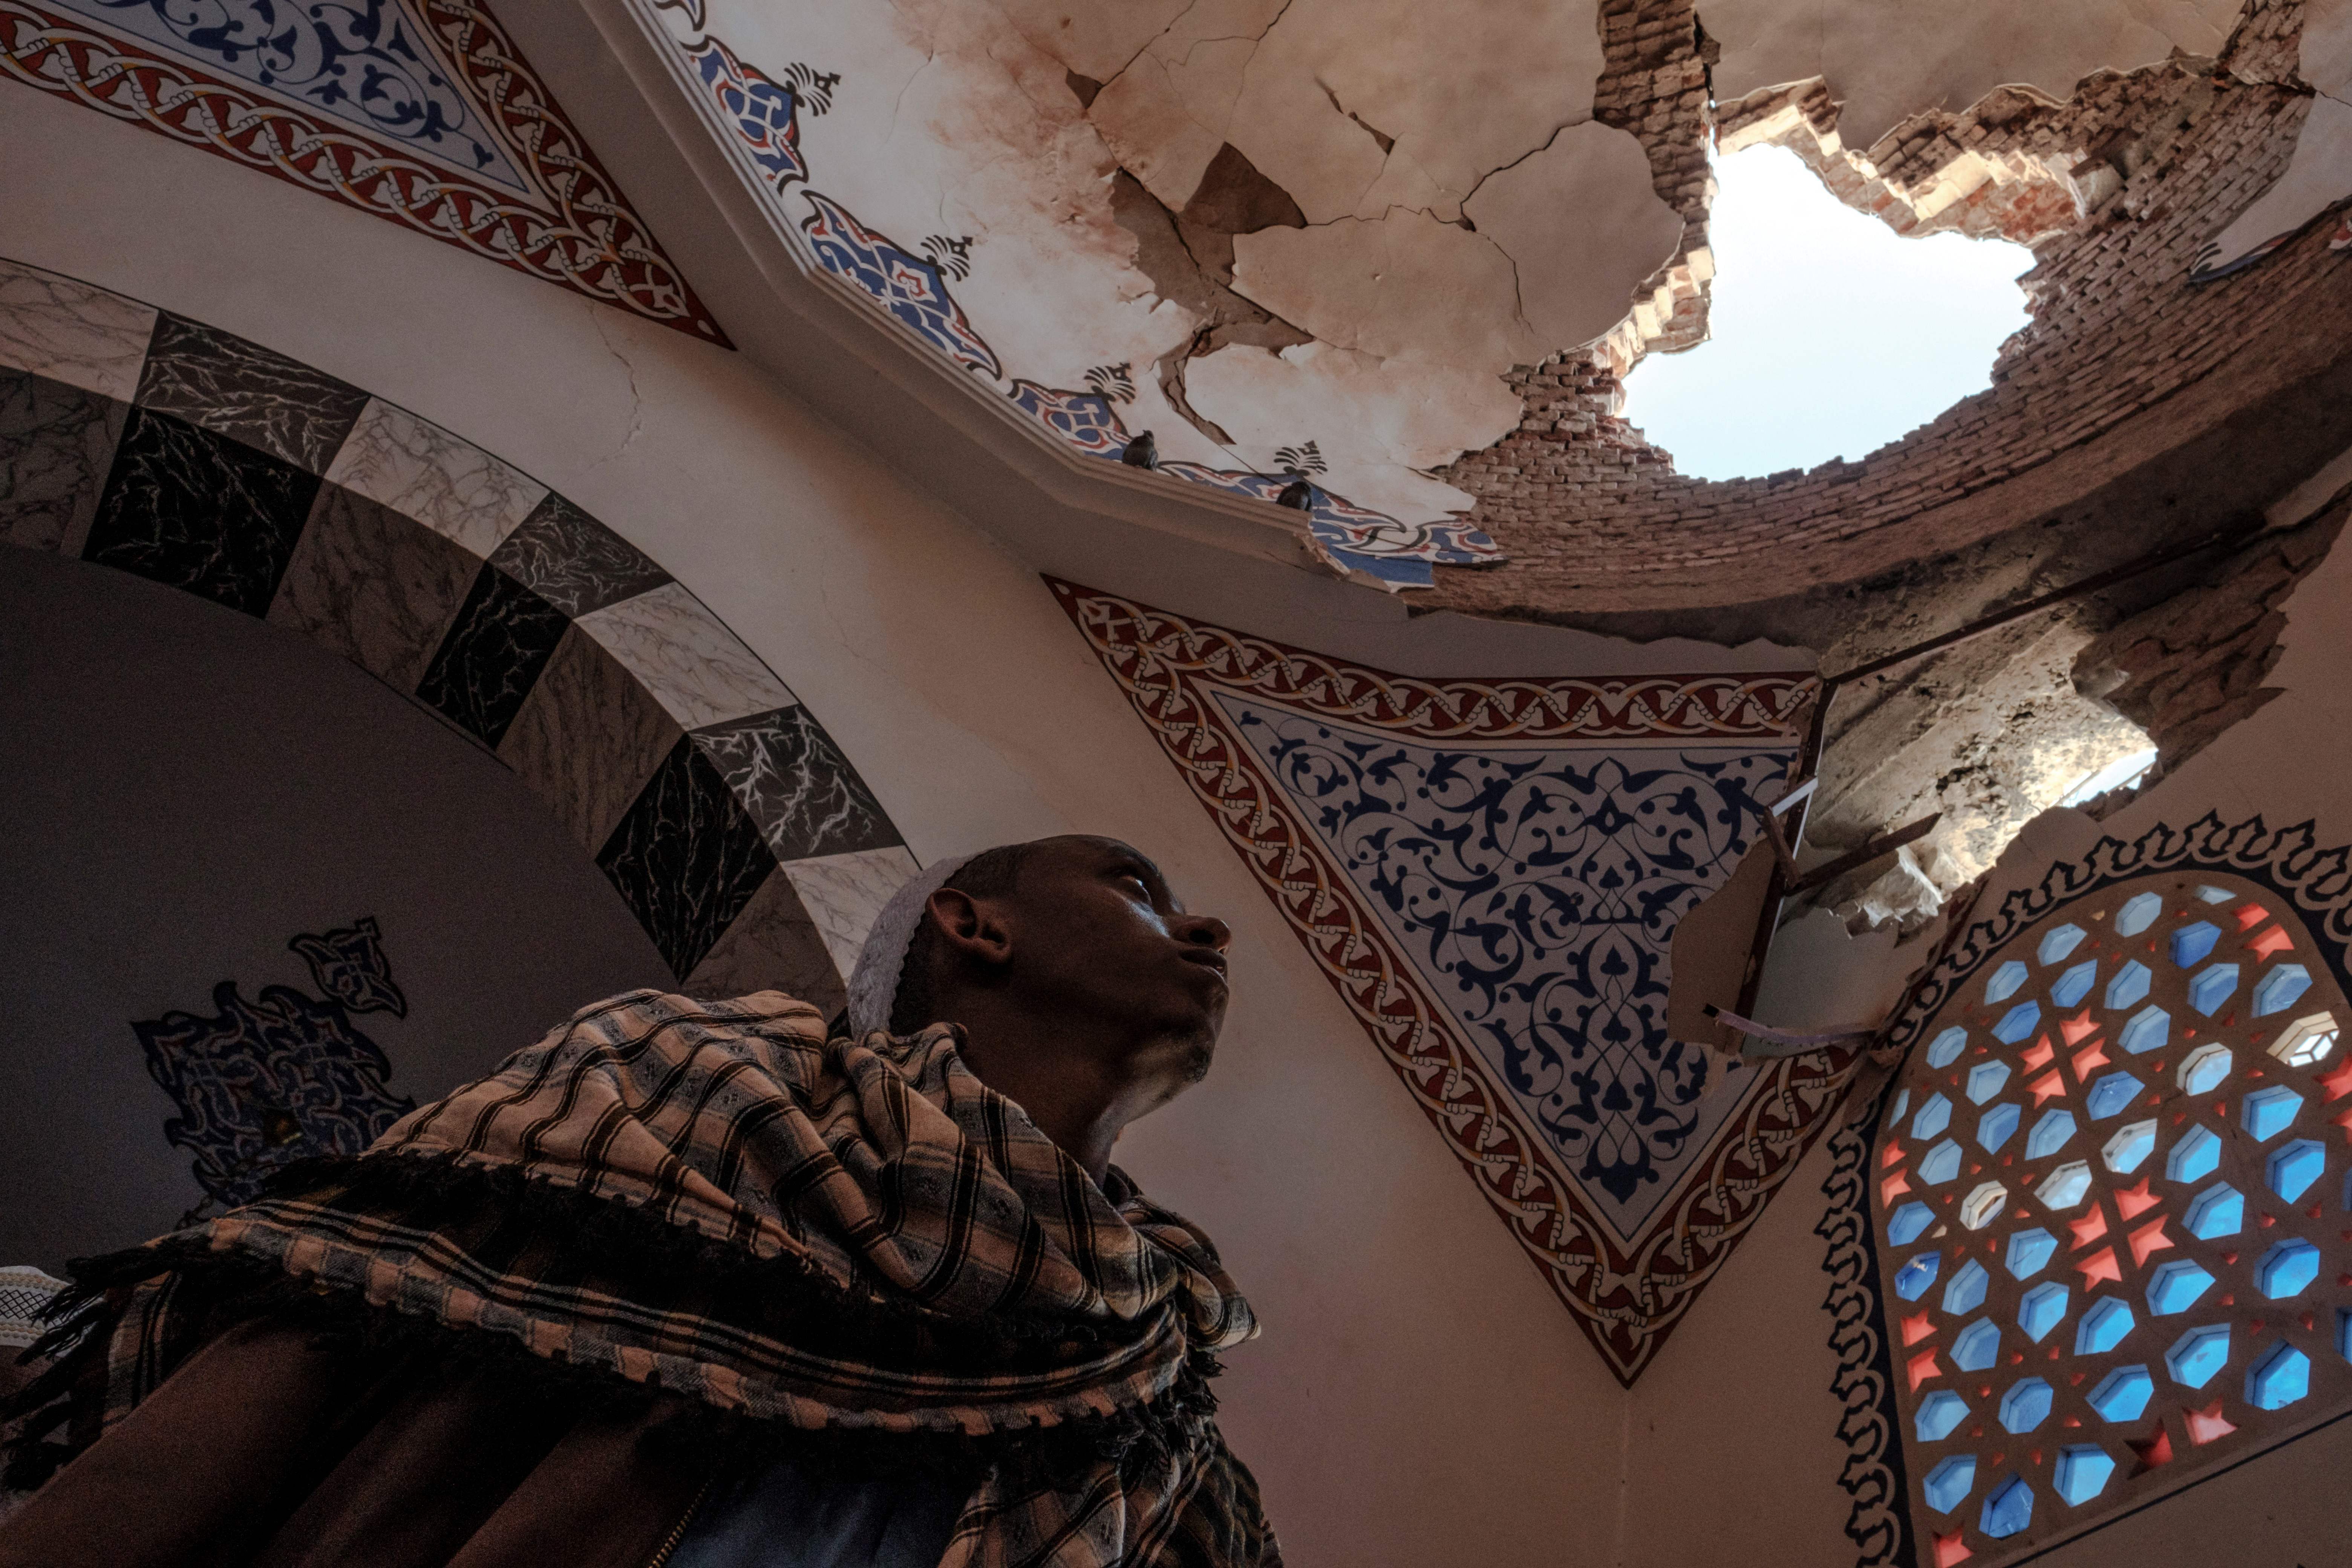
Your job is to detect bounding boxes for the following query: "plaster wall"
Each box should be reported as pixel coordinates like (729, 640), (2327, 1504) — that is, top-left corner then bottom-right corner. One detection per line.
(0, 81), (1631, 1566)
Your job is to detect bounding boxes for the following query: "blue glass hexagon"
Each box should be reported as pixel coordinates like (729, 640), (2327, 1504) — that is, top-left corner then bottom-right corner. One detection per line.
(2184, 1182), (2243, 1239)
(2119, 1003), (2170, 1055)
(2000, 1378), (2054, 1433)
(2190, 963), (2242, 1017)
(1920, 1139), (1963, 1185)
(2039, 924), (2089, 966)
(2052, 959), (2100, 1009)
(2172, 921), (2222, 968)
(1911, 1092), (1953, 1141)
(2245, 1085), (2304, 1141)
(1896, 1252), (1942, 1300)
(2027, 1109), (2078, 1159)
(1979, 1101), (2021, 1153)
(2255, 963), (2313, 1018)
(1994, 1001), (2043, 1044)
(2167, 1323), (2231, 1388)
(2074, 1295), (2131, 1353)
(1924, 1454), (1977, 1513)
(1945, 1258), (1991, 1317)
(2054, 1445), (2116, 1507)
(1926, 1026), (1968, 1069)
(2038, 1161), (2093, 1210)
(1981, 1475), (2034, 1539)
(2196, 885), (2237, 904)
(1954, 1318), (2002, 1372)
(2107, 961), (2153, 1012)
(2006, 1227), (2058, 1280)
(1888, 1201), (1935, 1246)
(2179, 1042), (2232, 1094)
(2103, 1120), (2156, 1174)
(2087, 1071), (2142, 1121)
(2268, 1139), (2326, 1203)
(2088, 1365), (2154, 1422)
(2146, 1259), (2215, 1315)
(1987, 960), (2031, 1004)
(2021, 1281), (2072, 1343)
(2247, 1341), (2312, 1411)
(2168, 1124), (2222, 1184)
(1966, 1061), (2012, 1105)
(2115, 891), (2164, 936)
(1916, 1389), (1970, 1441)
(2257, 1238), (2320, 1299)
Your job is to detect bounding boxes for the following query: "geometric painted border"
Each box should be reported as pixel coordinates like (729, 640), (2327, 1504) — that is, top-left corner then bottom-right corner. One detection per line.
(1051, 576), (1862, 1383)
(0, 0), (727, 345)
(1830, 810), (2352, 1566)
(1, 254), (914, 1009)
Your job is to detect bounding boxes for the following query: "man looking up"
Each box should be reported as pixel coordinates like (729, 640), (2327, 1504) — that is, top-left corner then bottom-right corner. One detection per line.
(0, 836), (1279, 1568)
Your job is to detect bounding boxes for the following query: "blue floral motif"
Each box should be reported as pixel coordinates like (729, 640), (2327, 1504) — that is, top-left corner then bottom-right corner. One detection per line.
(689, 36), (806, 190)
(803, 191), (1003, 379)
(56, 0), (531, 192)
(289, 915), (407, 1016)
(1220, 695), (1790, 1225)
(1010, 379), (1128, 457)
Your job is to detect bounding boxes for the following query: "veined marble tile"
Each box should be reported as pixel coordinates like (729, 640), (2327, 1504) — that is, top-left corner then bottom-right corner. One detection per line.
(323, 399), (547, 559)
(135, 314), (369, 474)
(782, 845), (922, 981)
(84, 406), (320, 615)
(684, 865), (848, 1014)
(487, 493), (671, 617)
(576, 581), (795, 731)
(0, 259), (155, 402)
(691, 705), (900, 864)
(415, 565), (571, 747)
(598, 738), (778, 979)
(267, 485), (478, 691)
(0, 370), (126, 554)
(499, 624), (684, 857)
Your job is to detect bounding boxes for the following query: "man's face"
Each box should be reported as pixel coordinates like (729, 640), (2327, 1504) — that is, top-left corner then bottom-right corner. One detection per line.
(997, 836), (1231, 1077)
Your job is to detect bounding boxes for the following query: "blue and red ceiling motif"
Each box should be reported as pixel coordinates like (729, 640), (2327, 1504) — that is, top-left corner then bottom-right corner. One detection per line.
(1054, 579), (1851, 1383)
(0, 0), (724, 342)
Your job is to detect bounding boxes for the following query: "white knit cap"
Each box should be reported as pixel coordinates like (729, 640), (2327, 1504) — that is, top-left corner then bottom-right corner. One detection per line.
(844, 853), (974, 1037)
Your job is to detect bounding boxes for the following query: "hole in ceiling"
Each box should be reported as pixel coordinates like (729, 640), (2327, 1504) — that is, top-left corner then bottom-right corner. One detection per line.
(1620, 144), (2036, 482)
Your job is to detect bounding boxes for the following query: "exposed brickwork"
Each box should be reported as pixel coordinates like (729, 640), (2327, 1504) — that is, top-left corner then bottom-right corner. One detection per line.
(1428, 0), (2344, 617)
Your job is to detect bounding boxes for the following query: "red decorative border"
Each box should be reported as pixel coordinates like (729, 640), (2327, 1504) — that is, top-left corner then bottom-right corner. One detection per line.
(0, 0), (728, 346)
(1052, 577), (1860, 1383)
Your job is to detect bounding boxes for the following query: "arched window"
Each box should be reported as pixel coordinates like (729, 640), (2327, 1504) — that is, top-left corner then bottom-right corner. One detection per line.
(1874, 871), (2349, 1564)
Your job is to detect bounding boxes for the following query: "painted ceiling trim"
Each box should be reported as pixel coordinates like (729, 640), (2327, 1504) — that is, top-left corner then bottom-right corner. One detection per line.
(0, 254), (913, 1009)
(617, 0), (1502, 589)
(1052, 577), (1857, 1382)
(0, 0), (726, 345)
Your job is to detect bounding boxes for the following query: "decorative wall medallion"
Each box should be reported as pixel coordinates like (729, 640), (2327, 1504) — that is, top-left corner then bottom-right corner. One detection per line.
(133, 918), (415, 1217)
(2, 255), (919, 1013)
(1838, 813), (2352, 1565)
(0, 0), (725, 343)
(632, 5), (1503, 587)
(1054, 578), (1850, 1382)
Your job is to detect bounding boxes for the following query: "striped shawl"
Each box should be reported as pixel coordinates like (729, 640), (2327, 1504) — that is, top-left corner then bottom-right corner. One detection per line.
(47, 990), (1279, 1568)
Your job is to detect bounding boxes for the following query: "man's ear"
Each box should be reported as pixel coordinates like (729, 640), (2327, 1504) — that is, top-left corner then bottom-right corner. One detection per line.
(926, 887), (1014, 968)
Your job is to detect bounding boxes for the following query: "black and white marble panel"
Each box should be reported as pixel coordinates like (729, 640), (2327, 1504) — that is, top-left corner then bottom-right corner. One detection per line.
(0, 370), (127, 554)
(498, 623), (684, 856)
(486, 492), (671, 617)
(597, 737), (779, 979)
(414, 565), (572, 748)
(135, 314), (370, 474)
(682, 864), (847, 1013)
(691, 704), (902, 865)
(575, 580), (796, 730)
(323, 398), (547, 560)
(0, 257), (157, 403)
(779, 844), (922, 980)
(84, 406), (321, 614)
(266, 484), (479, 691)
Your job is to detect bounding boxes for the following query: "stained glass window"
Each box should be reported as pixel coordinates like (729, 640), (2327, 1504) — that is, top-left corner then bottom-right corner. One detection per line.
(1873, 872), (2351, 1564)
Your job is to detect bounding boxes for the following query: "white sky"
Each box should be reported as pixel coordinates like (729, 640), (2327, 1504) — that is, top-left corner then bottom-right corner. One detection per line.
(1621, 144), (2037, 482)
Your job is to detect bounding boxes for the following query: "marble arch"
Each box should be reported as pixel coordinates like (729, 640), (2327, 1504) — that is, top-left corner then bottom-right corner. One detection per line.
(0, 254), (917, 1013)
